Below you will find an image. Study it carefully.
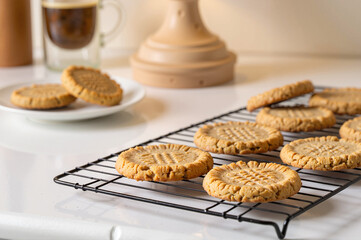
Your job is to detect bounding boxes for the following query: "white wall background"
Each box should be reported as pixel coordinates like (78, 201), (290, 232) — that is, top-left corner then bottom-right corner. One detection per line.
(32, 0), (361, 57)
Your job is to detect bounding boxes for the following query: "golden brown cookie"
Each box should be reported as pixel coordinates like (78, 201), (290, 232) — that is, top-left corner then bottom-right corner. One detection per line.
(203, 160), (301, 202)
(247, 80), (314, 112)
(280, 136), (361, 171)
(61, 65), (123, 106)
(256, 106), (336, 132)
(10, 84), (76, 109)
(194, 121), (283, 154)
(340, 116), (361, 142)
(115, 144), (213, 182)
(309, 88), (361, 115)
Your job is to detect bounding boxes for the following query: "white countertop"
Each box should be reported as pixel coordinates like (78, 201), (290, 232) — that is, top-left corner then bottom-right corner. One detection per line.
(0, 51), (361, 240)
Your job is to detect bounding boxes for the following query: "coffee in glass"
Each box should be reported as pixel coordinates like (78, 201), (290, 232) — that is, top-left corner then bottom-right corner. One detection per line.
(42, 0), (123, 70)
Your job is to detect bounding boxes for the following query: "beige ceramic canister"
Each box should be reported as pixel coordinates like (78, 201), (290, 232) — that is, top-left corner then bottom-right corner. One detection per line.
(131, 0), (236, 88)
(0, 0), (33, 67)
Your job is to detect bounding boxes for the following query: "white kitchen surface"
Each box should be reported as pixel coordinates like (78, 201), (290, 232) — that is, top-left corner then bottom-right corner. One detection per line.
(0, 50), (360, 240)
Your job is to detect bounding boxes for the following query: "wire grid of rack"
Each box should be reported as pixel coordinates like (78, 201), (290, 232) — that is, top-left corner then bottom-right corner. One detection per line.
(54, 88), (361, 239)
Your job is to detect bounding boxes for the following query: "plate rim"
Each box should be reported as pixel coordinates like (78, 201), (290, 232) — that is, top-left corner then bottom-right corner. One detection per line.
(0, 76), (145, 121)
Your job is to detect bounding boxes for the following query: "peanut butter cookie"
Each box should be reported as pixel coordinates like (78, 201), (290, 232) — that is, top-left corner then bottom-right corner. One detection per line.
(247, 80), (314, 112)
(115, 144), (213, 181)
(62, 65), (123, 106)
(203, 160), (302, 202)
(194, 121), (283, 154)
(11, 84), (76, 109)
(256, 106), (336, 132)
(280, 136), (361, 171)
(309, 88), (361, 115)
(340, 116), (361, 142)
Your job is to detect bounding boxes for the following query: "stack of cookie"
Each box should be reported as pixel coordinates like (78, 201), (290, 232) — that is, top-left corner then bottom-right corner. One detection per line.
(115, 80), (361, 204)
(115, 142), (302, 203)
(246, 80), (361, 170)
(115, 101), (295, 203)
(248, 80), (336, 132)
(11, 66), (123, 109)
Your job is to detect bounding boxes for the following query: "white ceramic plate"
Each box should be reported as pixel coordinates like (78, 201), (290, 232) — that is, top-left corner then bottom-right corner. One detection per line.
(0, 76), (145, 121)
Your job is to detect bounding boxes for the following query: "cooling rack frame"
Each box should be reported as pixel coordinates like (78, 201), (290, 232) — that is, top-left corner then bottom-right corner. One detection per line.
(54, 88), (361, 239)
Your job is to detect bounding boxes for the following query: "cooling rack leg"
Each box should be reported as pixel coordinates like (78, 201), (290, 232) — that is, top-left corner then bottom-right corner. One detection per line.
(279, 218), (292, 239)
(238, 219), (286, 239)
(271, 221), (285, 239)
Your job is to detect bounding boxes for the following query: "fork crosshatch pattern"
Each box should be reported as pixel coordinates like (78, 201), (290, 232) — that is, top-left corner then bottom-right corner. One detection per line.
(54, 87), (361, 239)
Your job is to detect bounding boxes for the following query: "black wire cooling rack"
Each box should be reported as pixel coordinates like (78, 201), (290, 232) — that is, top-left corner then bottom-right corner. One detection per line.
(54, 88), (361, 239)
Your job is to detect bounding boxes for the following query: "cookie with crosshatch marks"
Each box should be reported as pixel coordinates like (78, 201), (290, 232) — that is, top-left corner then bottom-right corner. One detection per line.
(280, 136), (361, 171)
(11, 83), (76, 109)
(115, 144), (213, 181)
(202, 160), (301, 202)
(193, 121), (283, 154)
(256, 106), (336, 132)
(61, 65), (123, 106)
(309, 88), (361, 115)
(247, 80), (314, 112)
(340, 116), (361, 142)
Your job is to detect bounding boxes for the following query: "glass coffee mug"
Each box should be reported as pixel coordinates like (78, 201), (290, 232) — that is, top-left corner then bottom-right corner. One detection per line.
(42, 0), (123, 71)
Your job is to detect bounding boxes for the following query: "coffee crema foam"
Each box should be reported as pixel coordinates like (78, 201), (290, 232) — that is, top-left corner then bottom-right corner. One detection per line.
(42, 0), (98, 9)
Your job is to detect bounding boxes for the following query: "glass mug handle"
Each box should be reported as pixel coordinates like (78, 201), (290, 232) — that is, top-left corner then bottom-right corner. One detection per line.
(99, 0), (124, 47)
